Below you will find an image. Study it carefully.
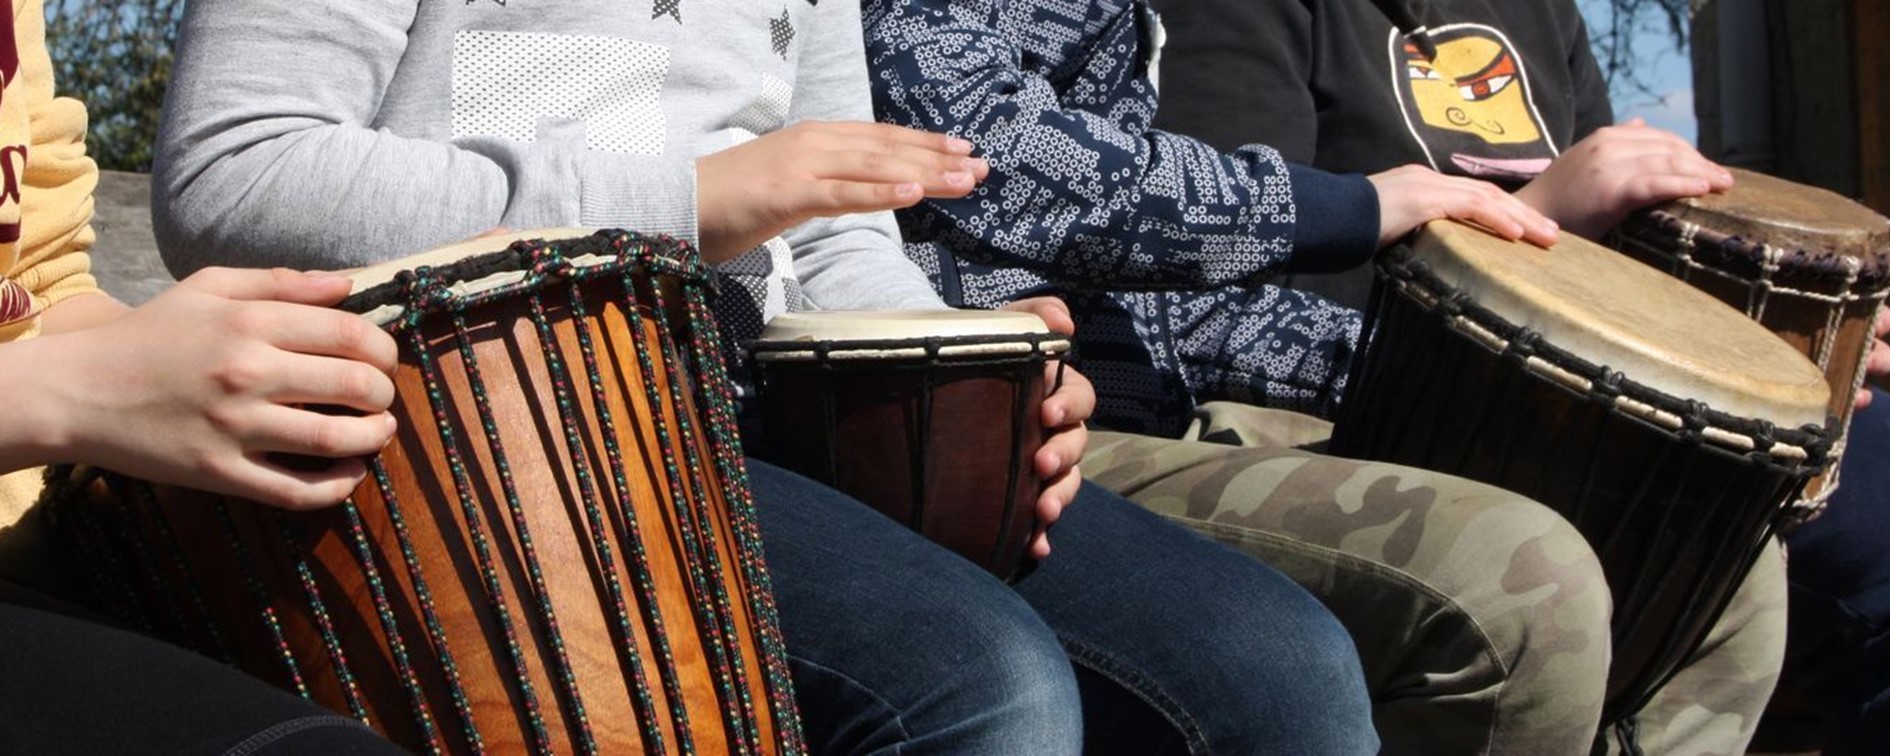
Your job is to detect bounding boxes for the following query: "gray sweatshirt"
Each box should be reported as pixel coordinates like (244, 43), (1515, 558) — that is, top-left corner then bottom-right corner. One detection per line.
(152, 0), (946, 328)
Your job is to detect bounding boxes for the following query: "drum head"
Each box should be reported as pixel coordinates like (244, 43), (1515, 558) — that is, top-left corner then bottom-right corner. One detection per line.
(1410, 221), (1829, 428)
(1662, 168), (1890, 258)
(753, 310), (1070, 362)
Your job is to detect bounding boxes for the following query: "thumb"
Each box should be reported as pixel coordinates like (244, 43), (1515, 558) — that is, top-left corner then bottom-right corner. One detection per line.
(181, 267), (356, 306)
(1005, 297), (1075, 335)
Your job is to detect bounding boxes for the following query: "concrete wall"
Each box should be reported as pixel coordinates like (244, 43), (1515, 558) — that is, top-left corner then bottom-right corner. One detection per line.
(89, 171), (168, 305)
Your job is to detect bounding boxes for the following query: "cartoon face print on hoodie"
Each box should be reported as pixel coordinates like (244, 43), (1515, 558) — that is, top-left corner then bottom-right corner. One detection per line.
(1391, 22), (1558, 183)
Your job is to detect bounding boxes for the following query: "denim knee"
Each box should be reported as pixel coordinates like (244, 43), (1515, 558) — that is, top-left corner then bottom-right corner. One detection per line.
(749, 459), (1082, 754)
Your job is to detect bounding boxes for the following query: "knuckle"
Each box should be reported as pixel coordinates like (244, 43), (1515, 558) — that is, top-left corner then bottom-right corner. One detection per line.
(306, 419), (359, 457)
(226, 303), (273, 337)
(210, 349), (269, 395)
(337, 365), (380, 405)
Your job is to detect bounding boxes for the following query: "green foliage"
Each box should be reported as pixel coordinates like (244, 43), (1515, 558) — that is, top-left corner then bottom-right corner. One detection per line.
(43, 0), (185, 172)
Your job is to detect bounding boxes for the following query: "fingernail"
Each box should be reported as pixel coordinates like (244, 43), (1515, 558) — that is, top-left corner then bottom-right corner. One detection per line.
(1047, 405), (1066, 425)
(946, 137), (974, 154)
(1043, 452), (1062, 473)
(943, 170), (972, 186)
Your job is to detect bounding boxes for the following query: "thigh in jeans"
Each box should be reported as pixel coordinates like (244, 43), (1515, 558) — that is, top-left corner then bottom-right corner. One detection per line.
(1012, 481), (1379, 756)
(748, 459), (1081, 756)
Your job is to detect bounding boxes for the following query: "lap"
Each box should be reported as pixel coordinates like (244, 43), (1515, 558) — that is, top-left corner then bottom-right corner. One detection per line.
(0, 596), (400, 755)
(749, 458), (1377, 755)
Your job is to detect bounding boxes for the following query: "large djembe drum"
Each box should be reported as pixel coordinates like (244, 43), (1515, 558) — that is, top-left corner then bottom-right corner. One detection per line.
(45, 230), (803, 755)
(1332, 221), (1832, 723)
(1612, 168), (1890, 518)
(749, 311), (1068, 579)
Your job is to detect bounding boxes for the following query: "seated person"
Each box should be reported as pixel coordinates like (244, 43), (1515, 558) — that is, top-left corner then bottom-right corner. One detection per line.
(0, 0), (407, 749)
(147, 0), (1379, 751)
(1151, 0), (1890, 751)
(860, 0), (1790, 751)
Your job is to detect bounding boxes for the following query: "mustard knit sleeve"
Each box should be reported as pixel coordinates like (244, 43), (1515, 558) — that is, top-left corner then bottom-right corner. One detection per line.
(8, 0), (100, 310)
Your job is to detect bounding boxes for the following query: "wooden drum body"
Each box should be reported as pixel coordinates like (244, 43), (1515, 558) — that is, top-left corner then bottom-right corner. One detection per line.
(1332, 221), (1832, 723)
(749, 311), (1069, 579)
(1612, 168), (1890, 515)
(45, 231), (803, 755)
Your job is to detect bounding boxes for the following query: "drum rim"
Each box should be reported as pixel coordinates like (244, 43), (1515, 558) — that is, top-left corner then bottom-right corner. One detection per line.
(748, 332), (1072, 364)
(1378, 246), (1832, 467)
(1621, 209), (1890, 290)
(337, 230), (702, 328)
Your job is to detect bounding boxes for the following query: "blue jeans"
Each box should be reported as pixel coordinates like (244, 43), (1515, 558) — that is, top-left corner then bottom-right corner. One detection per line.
(1785, 388), (1890, 754)
(747, 459), (1377, 755)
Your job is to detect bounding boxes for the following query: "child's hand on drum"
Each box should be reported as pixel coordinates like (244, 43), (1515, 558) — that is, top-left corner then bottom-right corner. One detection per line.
(696, 121), (989, 263)
(1370, 165), (1560, 249)
(1515, 118), (1735, 239)
(1003, 296), (1093, 558)
(1860, 304), (1889, 410)
(20, 268), (398, 510)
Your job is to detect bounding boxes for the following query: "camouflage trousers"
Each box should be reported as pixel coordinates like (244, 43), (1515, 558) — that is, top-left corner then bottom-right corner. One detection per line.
(1084, 403), (1787, 756)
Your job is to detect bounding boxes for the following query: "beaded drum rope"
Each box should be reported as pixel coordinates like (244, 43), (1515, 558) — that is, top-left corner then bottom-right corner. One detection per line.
(42, 230), (806, 756)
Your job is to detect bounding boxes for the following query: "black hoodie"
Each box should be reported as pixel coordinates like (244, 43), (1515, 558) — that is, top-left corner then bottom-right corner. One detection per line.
(1149, 0), (1613, 307)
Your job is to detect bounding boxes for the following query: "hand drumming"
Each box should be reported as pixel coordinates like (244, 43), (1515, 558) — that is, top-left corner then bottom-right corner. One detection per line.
(1370, 164), (1561, 249)
(1514, 118), (1735, 239)
(696, 121), (989, 263)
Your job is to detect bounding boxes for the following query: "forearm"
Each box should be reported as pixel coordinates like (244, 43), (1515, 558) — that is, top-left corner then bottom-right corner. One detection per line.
(36, 292), (126, 335)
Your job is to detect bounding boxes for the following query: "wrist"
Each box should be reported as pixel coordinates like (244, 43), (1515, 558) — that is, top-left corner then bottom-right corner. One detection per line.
(0, 337), (84, 472)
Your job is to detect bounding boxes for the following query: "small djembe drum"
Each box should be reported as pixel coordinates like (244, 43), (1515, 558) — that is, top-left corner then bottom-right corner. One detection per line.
(45, 230), (803, 755)
(748, 311), (1069, 579)
(1332, 221), (1832, 724)
(1612, 168), (1890, 519)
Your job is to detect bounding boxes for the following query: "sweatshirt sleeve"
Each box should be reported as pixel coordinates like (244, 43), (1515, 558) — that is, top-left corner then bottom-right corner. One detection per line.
(865, 0), (1378, 291)
(9, 0), (99, 311)
(1148, 0), (1319, 161)
(778, 0), (948, 311)
(152, 0), (699, 275)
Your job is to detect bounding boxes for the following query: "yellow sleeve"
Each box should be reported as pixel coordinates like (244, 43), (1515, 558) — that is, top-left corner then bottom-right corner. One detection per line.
(7, 0), (99, 310)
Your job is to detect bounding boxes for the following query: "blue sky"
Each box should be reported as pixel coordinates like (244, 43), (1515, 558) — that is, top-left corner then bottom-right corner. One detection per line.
(1577, 0), (1698, 141)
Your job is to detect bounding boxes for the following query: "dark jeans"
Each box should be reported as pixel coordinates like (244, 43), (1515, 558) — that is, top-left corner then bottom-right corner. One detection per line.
(750, 459), (1378, 755)
(1785, 388), (1890, 754)
(0, 590), (403, 755)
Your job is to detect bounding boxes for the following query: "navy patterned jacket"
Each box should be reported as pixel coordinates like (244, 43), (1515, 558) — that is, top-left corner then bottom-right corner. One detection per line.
(865, 0), (1383, 436)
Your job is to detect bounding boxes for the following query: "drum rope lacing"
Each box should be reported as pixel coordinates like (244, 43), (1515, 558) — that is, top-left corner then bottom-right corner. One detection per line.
(1338, 247), (1830, 724)
(1613, 211), (1889, 513)
(749, 330), (1070, 577)
(528, 260), (685, 756)
(43, 231), (808, 756)
(1378, 251), (1830, 465)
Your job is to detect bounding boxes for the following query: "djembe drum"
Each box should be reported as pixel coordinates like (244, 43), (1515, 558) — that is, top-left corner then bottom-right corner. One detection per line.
(748, 311), (1069, 579)
(1331, 221), (1832, 723)
(1612, 168), (1890, 518)
(44, 230), (803, 755)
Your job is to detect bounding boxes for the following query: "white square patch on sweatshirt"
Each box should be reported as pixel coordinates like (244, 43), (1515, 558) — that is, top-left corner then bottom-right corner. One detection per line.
(452, 30), (670, 155)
